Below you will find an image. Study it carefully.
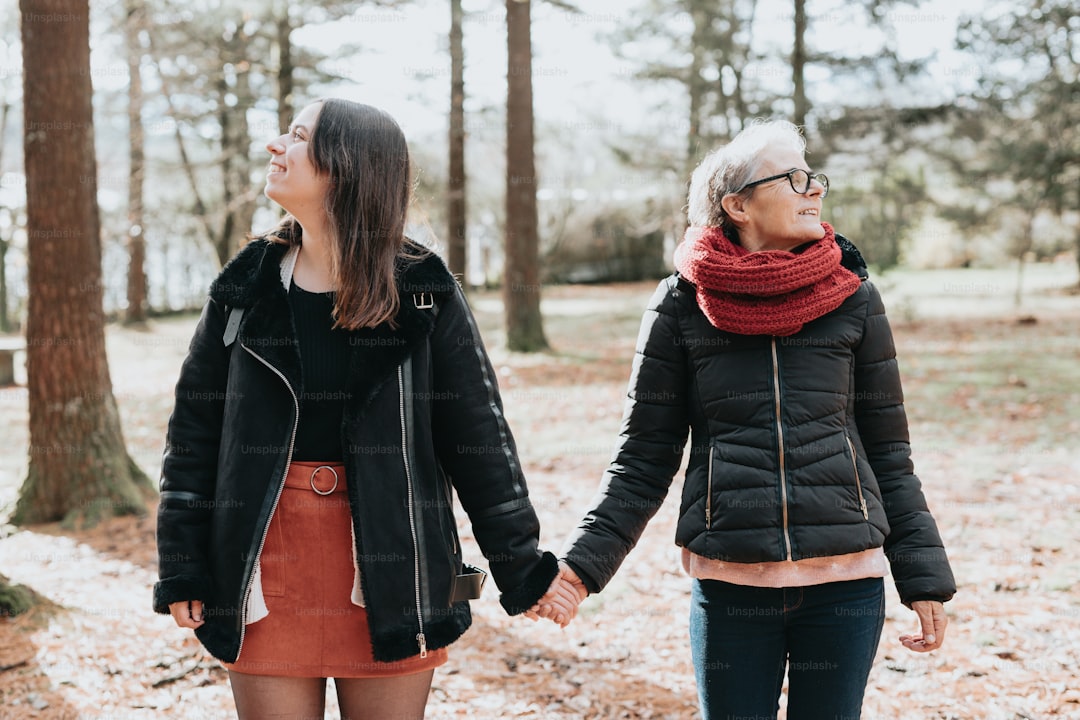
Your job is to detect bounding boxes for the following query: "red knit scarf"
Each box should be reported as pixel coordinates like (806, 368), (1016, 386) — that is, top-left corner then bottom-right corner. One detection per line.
(673, 222), (861, 336)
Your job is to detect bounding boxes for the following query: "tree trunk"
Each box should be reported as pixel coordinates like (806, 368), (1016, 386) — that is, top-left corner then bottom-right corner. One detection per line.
(0, 231), (8, 333)
(1075, 186), (1080, 290)
(0, 573), (41, 616)
(16, 0), (154, 527)
(217, 41), (257, 265)
(276, 9), (294, 135)
(447, 0), (467, 283)
(504, 0), (548, 352)
(792, 0), (808, 129)
(1075, 228), (1080, 291)
(0, 101), (10, 333)
(686, 5), (707, 170)
(125, 0), (148, 323)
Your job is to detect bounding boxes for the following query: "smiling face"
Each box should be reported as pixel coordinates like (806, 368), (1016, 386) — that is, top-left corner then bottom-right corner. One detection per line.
(264, 102), (329, 220)
(724, 145), (826, 252)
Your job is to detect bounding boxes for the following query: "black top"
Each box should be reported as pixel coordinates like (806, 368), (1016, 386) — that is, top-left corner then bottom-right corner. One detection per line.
(288, 280), (350, 461)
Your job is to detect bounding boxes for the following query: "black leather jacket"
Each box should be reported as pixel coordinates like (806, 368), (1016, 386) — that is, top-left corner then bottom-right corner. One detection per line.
(563, 242), (955, 606)
(154, 239), (557, 663)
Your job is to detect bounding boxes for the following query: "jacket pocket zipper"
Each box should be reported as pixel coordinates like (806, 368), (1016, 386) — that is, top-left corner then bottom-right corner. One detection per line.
(398, 365), (428, 658)
(845, 434), (869, 520)
(705, 444), (715, 529)
(237, 345), (298, 658)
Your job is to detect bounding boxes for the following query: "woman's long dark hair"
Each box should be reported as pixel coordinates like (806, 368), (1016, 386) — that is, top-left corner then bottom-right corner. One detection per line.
(268, 98), (420, 329)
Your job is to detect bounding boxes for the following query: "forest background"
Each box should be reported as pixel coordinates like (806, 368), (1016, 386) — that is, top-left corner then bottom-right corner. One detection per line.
(0, 0), (1078, 718)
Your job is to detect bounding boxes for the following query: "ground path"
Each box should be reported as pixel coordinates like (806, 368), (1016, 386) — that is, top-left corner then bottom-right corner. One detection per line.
(3, 269), (1080, 718)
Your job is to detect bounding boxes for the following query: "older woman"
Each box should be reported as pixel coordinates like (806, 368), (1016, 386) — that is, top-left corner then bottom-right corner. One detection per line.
(546, 120), (956, 719)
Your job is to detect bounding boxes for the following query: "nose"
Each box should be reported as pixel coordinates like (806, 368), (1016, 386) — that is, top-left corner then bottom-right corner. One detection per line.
(266, 135), (286, 155)
(807, 179), (825, 198)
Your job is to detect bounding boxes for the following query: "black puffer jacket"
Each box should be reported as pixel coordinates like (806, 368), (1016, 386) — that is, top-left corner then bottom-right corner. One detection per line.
(563, 242), (955, 606)
(154, 239), (557, 663)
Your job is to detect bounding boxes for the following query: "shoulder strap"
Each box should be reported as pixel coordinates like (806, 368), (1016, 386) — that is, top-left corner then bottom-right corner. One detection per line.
(222, 293), (433, 350)
(412, 292), (439, 318)
(223, 306), (244, 347)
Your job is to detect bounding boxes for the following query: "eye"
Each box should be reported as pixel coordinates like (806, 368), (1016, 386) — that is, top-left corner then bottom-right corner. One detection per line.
(291, 129), (306, 141)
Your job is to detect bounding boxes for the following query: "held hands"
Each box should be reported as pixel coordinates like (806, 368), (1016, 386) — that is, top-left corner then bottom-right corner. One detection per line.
(525, 562), (588, 628)
(899, 600), (947, 652)
(168, 600), (205, 629)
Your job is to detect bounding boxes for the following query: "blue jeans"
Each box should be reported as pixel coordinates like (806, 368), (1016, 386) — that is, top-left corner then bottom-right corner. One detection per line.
(689, 577), (885, 720)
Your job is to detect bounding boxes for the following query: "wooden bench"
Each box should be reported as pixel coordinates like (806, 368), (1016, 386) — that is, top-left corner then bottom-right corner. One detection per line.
(0, 336), (25, 386)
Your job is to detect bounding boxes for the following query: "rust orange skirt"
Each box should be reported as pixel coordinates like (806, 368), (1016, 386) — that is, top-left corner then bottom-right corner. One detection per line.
(224, 460), (448, 678)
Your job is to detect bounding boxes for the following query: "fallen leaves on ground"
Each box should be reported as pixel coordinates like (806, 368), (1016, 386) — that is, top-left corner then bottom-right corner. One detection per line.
(2, 281), (1079, 719)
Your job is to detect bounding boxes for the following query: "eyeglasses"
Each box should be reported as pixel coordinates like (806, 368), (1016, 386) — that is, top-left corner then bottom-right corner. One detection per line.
(738, 168), (829, 198)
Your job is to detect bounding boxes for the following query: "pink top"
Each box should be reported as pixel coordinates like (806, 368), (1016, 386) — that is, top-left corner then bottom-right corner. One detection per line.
(682, 546), (887, 588)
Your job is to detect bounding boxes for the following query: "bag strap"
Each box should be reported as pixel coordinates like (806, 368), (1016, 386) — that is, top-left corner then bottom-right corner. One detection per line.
(222, 293), (434, 349)
(222, 306), (244, 347)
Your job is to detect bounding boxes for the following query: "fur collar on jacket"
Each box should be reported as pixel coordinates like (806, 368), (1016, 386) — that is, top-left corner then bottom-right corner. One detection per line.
(207, 237), (460, 415)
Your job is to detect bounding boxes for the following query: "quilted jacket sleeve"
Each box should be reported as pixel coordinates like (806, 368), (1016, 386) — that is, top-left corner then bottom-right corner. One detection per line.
(854, 282), (956, 605)
(561, 278), (690, 594)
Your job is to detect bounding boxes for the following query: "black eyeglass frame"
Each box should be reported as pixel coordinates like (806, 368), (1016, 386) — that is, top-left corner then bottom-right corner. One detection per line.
(737, 168), (829, 198)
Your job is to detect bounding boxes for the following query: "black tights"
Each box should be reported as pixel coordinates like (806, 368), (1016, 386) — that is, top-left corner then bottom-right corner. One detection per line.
(228, 669), (434, 720)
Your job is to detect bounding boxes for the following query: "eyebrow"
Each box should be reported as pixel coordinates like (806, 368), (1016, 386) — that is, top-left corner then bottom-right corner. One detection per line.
(288, 124), (310, 135)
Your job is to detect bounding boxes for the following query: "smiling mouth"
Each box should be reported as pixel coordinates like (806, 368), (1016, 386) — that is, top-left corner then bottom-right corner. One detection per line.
(268, 164), (286, 174)
(798, 209), (819, 216)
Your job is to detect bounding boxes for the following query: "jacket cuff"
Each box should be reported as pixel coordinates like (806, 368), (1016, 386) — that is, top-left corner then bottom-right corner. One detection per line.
(498, 551), (559, 615)
(153, 574), (213, 614)
(561, 558), (602, 596)
(901, 594), (953, 607)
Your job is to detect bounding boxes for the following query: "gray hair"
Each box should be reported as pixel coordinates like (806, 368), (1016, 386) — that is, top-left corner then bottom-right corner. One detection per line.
(686, 120), (807, 236)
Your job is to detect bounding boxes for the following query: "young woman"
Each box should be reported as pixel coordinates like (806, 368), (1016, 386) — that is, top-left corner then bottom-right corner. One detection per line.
(154, 98), (576, 719)
(541, 120), (956, 719)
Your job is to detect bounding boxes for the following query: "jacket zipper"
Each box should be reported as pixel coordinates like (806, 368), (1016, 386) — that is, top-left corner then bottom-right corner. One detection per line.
(398, 366), (428, 658)
(845, 434), (869, 520)
(705, 444), (714, 529)
(236, 345), (298, 658)
(771, 338), (793, 561)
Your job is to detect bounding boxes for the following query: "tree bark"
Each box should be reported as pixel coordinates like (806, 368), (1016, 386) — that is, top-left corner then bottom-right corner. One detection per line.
(0, 100), (10, 333)
(215, 23), (258, 265)
(792, 0), (808, 129)
(125, 0), (148, 323)
(16, 0), (154, 527)
(216, 54), (257, 264)
(447, 0), (467, 283)
(276, 8), (294, 136)
(504, 0), (548, 352)
(687, 3), (707, 170)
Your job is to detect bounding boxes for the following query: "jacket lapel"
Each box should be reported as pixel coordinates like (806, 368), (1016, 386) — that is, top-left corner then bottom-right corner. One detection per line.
(342, 248), (460, 417)
(208, 238), (460, 420)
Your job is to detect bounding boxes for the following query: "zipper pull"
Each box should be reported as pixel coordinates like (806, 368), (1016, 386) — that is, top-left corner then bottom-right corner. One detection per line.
(859, 497), (868, 520)
(417, 632), (428, 659)
(705, 508), (711, 526)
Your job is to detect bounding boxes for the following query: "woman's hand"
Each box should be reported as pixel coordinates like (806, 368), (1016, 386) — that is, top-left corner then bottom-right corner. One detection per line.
(168, 600), (206, 629)
(525, 562), (589, 628)
(899, 600), (947, 652)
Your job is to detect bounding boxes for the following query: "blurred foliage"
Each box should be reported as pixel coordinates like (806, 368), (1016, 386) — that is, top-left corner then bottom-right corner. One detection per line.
(827, 164), (928, 270)
(0, 0), (1077, 321)
(542, 202), (667, 283)
(942, 0), (1079, 276)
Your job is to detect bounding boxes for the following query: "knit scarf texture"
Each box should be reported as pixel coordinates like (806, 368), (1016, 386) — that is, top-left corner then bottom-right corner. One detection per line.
(673, 222), (861, 336)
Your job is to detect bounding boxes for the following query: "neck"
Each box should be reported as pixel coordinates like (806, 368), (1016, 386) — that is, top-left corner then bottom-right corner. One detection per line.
(737, 231), (805, 254)
(293, 219), (336, 292)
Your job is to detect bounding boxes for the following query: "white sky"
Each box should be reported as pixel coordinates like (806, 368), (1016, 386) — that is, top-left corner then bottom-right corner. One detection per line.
(289, 0), (991, 139)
